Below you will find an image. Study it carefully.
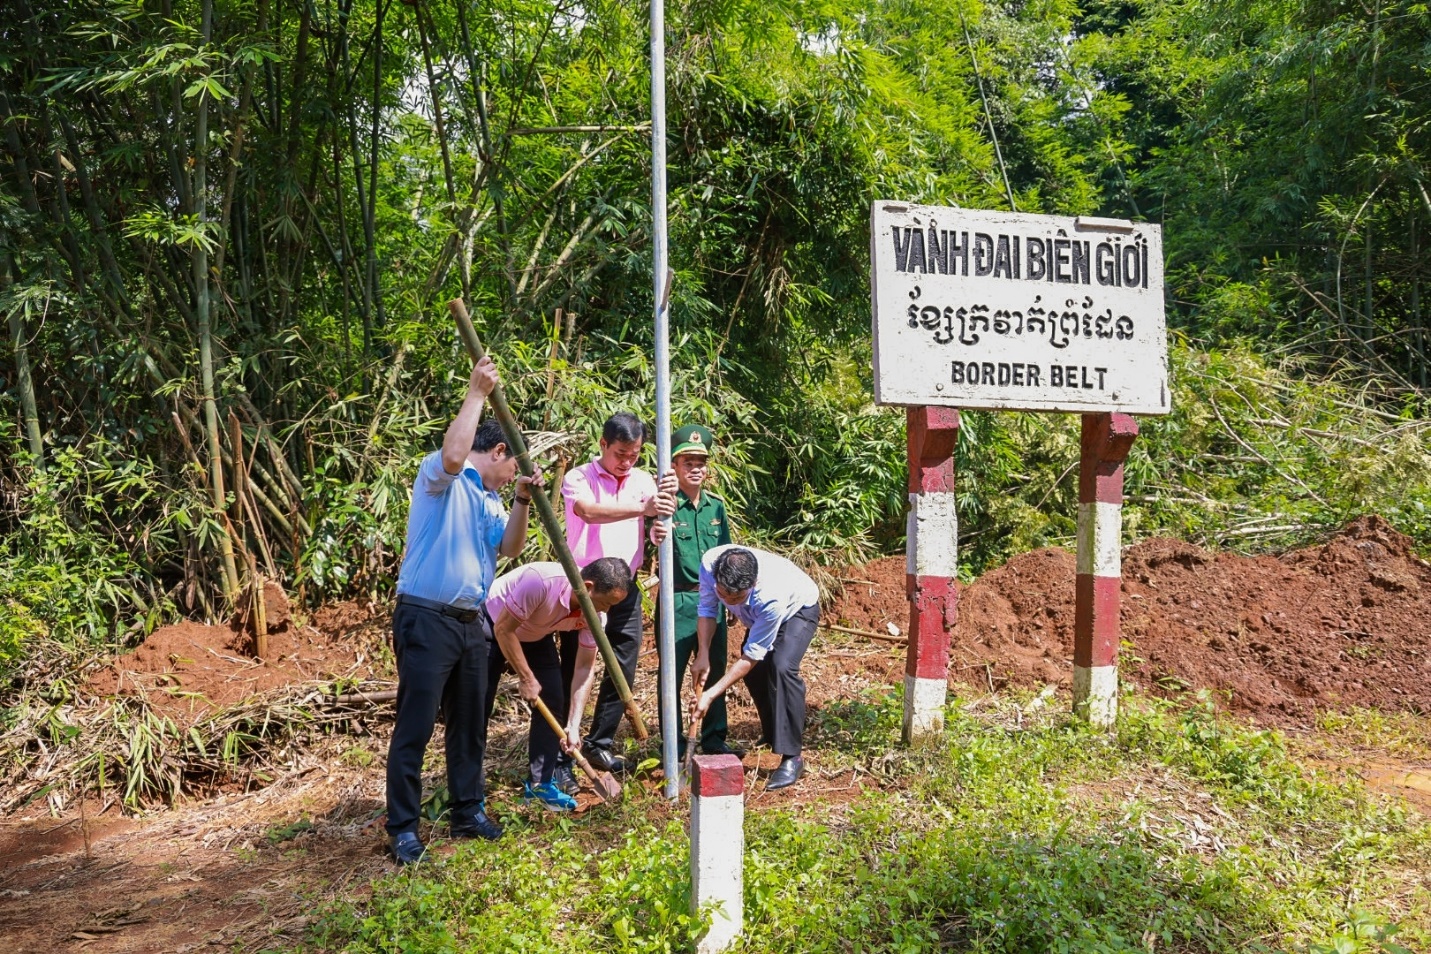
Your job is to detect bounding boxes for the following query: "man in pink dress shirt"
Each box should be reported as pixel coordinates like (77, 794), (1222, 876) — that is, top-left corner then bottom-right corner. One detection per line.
(484, 557), (631, 810)
(559, 412), (676, 775)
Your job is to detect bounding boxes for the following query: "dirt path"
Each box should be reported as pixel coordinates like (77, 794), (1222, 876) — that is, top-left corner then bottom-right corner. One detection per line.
(0, 754), (390, 953)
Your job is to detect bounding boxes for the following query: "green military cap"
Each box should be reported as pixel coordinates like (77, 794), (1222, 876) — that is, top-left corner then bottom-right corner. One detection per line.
(672, 423), (714, 458)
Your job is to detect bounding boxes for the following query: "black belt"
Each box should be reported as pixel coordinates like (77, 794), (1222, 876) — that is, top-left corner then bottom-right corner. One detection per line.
(396, 593), (484, 623)
(673, 583), (700, 593)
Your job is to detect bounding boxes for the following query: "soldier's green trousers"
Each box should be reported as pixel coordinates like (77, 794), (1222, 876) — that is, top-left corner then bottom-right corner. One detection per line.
(656, 590), (727, 751)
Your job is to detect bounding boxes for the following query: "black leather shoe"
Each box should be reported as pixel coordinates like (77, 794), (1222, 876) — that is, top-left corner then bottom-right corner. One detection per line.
(450, 809), (503, 841)
(765, 756), (805, 791)
(583, 745), (630, 775)
(553, 764), (580, 796)
(389, 831), (427, 865)
(701, 739), (746, 758)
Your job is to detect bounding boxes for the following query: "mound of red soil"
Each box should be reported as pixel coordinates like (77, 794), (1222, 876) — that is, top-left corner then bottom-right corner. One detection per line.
(830, 516), (1431, 724)
(87, 598), (379, 726)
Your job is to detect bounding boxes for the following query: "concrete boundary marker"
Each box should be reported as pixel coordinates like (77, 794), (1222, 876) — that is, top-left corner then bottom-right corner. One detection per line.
(690, 754), (744, 953)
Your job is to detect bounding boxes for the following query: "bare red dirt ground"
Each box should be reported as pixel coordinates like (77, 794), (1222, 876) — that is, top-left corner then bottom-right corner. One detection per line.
(84, 595), (380, 725)
(5, 517), (1430, 952)
(0, 602), (896, 953)
(830, 515), (1431, 726)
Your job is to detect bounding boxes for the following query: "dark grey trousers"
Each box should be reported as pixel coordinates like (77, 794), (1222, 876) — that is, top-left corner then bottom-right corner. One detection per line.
(743, 604), (819, 757)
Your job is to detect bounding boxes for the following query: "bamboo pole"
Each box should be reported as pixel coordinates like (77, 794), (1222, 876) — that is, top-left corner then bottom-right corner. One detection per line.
(229, 412), (246, 530)
(4, 300), (44, 467)
(541, 309), (562, 431)
(447, 299), (648, 739)
(250, 551), (269, 660)
(364, 1), (386, 339)
(509, 124), (651, 135)
(331, 689), (398, 705)
(0, 253), (43, 468)
(822, 623), (907, 644)
(194, 0), (241, 603)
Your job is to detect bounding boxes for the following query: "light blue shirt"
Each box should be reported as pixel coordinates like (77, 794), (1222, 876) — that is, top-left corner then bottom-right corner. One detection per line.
(698, 544), (820, 662)
(395, 452), (508, 608)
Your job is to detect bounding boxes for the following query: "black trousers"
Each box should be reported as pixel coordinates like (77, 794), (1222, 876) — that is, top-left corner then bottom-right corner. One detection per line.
(385, 602), (491, 836)
(744, 603), (819, 758)
(484, 635), (565, 785)
(564, 583), (643, 752)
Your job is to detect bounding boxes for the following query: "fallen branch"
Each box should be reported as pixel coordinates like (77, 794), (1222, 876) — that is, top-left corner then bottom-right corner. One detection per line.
(1217, 523), (1311, 539)
(330, 689), (397, 705)
(508, 123), (651, 135)
(822, 623), (906, 644)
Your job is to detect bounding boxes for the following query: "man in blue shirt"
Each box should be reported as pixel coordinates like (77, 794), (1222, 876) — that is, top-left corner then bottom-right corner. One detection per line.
(386, 355), (540, 865)
(690, 545), (820, 791)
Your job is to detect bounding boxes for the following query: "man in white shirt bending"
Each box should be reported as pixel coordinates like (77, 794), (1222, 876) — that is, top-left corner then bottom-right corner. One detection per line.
(689, 545), (820, 791)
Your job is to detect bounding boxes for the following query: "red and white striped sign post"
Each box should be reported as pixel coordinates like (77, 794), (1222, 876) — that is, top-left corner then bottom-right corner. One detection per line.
(1075, 412), (1138, 726)
(904, 406), (961, 741)
(872, 202), (1169, 732)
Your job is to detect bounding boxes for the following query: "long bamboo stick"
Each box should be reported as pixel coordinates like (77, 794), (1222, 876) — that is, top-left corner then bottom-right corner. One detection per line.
(194, 0), (240, 603)
(0, 256), (43, 468)
(447, 299), (648, 739)
(823, 623), (907, 644)
(331, 689), (398, 704)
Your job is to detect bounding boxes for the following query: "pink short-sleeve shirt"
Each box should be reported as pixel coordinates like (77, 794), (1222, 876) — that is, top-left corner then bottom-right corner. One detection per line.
(562, 459), (657, 571)
(485, 563), (603, 649)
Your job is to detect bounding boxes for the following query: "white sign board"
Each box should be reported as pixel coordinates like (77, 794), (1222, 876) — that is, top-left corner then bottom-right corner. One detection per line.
(871, 201), (1170, 415)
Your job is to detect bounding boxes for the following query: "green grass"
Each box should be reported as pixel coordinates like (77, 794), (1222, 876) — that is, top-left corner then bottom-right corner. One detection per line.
(1312, 709), (1431, 762)
(277, 690), (1430, 954)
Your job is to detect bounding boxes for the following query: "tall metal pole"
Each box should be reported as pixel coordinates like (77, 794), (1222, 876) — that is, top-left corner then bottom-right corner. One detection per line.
(651, 0), (679, 799)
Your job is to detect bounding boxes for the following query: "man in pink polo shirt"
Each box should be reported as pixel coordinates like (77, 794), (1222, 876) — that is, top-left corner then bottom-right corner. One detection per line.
(560, 412), (676, 775)
(484, 557), (631, 811)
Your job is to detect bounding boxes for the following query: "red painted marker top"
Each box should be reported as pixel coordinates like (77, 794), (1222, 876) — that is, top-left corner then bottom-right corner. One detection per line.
(692, 755), (745, 798)
(1079, 413), (1138, 504)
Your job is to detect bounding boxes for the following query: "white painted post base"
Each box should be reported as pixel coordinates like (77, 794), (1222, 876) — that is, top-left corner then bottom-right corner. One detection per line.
(690, 756), (744, 954)
(902, 673), (946, 742)
(1072, 665), (1118, 728)
(1076, 502), (1123, 577)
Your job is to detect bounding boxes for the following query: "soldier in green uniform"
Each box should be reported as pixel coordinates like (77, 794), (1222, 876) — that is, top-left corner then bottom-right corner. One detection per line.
(650, 424), (738, 755)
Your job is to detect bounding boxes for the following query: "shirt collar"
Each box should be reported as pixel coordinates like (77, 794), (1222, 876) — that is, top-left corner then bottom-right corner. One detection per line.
(592, 458), (630, 487)
(462, 460), (493, 493)
(556, 575), (576, 611)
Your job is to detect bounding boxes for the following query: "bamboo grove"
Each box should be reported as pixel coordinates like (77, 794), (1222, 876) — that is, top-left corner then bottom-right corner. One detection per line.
(3, 0), (1431, 658)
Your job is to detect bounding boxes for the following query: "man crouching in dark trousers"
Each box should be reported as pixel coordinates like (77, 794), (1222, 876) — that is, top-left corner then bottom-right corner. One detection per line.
(689, 545), (820, 792)
(385, 354), (541, 865)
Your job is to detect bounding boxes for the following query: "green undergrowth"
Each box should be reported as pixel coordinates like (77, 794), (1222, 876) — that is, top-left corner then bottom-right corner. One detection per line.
(6, 334), (1431, 680)
(1311, 708), (1431, 762)
(280, 690), (1430, 954)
